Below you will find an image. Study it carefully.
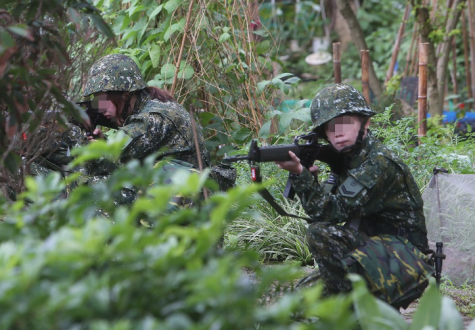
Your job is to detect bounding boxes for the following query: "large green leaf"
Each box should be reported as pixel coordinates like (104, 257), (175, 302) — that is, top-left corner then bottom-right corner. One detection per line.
(87, 13), (115, 40)
(219, 32), (230, 43)
(231, 127), (252, 143)
(0, 28), (15, 54)
(149, 44), (161, 68)
(255, 40), (270, 55)
(127, 4), (146, 16)
(163, 18), (185, 42)
(164, 0), (184, 13)
(349, 274), (410, 330)
(409, 279), (442, 330)
(439, 296), (464, 330)
(258, 121), (272, 137)
(160, 63), (176, 80)
(6, 25), (31, 40)
(177, 66), (194, 80)
(149, 4), (163, 19)
(257, 80), (271, 93)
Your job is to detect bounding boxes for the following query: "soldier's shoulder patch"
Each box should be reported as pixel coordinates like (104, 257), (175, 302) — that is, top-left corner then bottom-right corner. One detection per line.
(339, 176), (364, 197)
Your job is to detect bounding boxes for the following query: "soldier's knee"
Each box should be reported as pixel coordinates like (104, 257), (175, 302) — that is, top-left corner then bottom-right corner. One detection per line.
(306, 222), (336, 237)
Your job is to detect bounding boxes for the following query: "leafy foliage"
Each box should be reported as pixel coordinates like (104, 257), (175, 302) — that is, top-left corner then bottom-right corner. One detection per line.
(0, 0), (114, 197)
(0, 125), (473, 329)
(94, 0), (300, 158)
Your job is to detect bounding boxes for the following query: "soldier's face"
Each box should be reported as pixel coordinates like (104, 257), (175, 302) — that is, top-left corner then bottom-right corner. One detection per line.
(324, 115), (369, 151)
(93, 93), (117, 121)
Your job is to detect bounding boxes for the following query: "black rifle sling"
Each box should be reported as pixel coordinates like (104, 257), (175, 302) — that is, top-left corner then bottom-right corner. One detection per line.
(250, 164), (311, 222)
(257, 187), (312, 222)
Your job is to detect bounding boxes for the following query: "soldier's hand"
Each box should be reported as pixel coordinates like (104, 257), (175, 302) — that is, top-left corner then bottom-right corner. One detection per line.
(309, 165), (319, 174)
(275, 151), (303, 175)
(87, 128), (104, 142)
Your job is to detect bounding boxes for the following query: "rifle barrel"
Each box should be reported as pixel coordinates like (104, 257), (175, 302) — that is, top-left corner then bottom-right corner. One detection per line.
(224, 155), (250, 162)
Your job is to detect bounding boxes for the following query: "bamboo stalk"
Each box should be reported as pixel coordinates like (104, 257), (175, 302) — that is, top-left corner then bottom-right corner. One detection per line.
(189, 105), (208, 200)
(462, 8), (472, 100)
(237, 0), (263, 125)
(385, 3), (411, 84)
(171, 0), (195, 95)
(224, 1), (259, 132)
(468, 0), (475, 106)
(361, 50), (370, 104)
(418, 43), (429, 138)
(333, 42), (341, 83)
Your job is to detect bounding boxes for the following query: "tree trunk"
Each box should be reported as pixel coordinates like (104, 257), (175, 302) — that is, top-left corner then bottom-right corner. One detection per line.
(413, 0), (467, 119)
(436, 0), (466, 105)
(335, 0), (383, 98)
(330, 1), (353, 52)
(412, 0), (443, 118)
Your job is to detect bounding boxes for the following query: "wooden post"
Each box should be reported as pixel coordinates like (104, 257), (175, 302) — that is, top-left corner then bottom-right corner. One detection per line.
(468, 0), (475, 107)
(418, 43), (429, 138)
(333, 42), (341, 83)
(462, 9), (472, 100)
(361, 50), (370, 104)
(385, 3), (411, 84)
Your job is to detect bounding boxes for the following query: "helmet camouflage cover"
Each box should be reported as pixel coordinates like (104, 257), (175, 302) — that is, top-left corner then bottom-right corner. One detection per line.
(82, 54), (147, 97)
(310, 84), (376, 134)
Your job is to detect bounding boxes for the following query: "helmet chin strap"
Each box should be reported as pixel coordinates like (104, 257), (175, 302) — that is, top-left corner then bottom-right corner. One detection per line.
(331, 117), (369, 155)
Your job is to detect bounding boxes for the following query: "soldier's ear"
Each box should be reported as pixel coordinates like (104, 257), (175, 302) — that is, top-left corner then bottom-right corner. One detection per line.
(365, 118), (371, 129)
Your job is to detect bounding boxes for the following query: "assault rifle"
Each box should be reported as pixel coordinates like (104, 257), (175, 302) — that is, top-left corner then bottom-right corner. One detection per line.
(73, 101), (117, 137)
(224, 133), (326, 221)
(225, 132), (321, 169)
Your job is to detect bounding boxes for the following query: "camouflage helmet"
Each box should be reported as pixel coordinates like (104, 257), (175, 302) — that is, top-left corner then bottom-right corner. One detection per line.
(82, 54), (147, 97)
(310, 84), (375, 134)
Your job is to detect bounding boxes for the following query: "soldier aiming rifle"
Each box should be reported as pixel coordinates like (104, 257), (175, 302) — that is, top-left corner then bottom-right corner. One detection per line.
(227, 84), (441, 310)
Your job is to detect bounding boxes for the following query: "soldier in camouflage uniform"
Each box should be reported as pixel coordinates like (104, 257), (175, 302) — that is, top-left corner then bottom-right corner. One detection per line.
(83, 53), (211, 170)
(82, 54), (235, 204)
(29, 111), (88, 198)
(276, 84), (433, 309)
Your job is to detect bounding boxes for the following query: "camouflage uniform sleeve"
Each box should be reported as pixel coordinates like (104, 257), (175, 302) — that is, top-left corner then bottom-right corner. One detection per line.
(46, 124), (85, 166)
(120, 115), (160, 163)
(291, 156), (395, 223)
(119, 113), (174, 163)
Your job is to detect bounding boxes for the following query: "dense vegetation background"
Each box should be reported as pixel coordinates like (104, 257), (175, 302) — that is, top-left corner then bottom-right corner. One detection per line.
(1, 0), (475, 328)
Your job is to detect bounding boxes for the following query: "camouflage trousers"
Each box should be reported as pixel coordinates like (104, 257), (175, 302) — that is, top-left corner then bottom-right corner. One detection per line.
(306, 222), (368, 294)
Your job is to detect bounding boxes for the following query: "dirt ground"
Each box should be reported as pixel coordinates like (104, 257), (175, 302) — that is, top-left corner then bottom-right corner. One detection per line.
(400, 299), (474, 328)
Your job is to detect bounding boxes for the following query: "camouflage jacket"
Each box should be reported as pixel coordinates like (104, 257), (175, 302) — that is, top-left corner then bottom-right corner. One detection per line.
(88, 91), (211, 176)
(291, 132), (429, 251)
(119, 92), (211, 169)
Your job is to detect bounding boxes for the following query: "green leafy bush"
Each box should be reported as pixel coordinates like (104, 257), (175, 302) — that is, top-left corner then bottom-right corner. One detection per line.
(1, 124), (474, 329)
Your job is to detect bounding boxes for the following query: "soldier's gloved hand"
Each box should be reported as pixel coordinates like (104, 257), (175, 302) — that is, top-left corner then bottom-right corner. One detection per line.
(315, 144), (345, 175)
